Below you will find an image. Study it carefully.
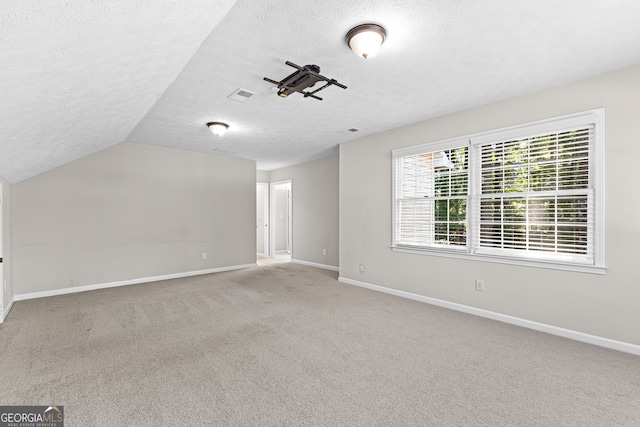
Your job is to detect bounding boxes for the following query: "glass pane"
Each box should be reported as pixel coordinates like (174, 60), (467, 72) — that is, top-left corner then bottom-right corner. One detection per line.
(528, 197), (555, 225)
(530, 163), (557, 191)
(482, 168), (503, 194)
(479, 223), (502, 248)
(503, 225), (526, 249)
(449, 199), (466, 222)
(435, 200), (448, 222)
(503, 198), (525, 223)
(557, 197), (588, 223)
(557, 225), (588, 254)
(504, 167), (528, 192)
(449, 223), (466, 245)
(528, 225), (556, 252)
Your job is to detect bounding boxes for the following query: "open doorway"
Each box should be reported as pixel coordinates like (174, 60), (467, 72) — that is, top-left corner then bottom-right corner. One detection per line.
(270, 180), (292, 262)
(256, 182), (269, 257)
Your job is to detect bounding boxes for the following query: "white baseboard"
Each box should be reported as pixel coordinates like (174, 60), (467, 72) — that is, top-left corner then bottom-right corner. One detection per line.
(1, 297), (15, 323)
(292, 259), (339, 272)
(338, 276), (640, 356)
(13, 264), (256, 303)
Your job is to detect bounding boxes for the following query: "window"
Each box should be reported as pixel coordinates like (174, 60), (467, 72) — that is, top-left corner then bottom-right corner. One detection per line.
(392, 109), (604, 273)
(395, 143), (469, 249)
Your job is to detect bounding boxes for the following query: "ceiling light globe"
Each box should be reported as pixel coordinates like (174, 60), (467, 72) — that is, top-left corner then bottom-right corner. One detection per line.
(207, 122), (229, 136)
(346, 24), (387, 59)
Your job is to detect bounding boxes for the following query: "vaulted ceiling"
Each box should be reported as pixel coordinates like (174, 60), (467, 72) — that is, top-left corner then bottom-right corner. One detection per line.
(2, 0), (640, 183)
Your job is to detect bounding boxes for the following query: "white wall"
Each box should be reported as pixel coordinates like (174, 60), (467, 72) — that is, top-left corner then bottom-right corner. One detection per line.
(270, 156), (339, 268)
(274, 187), (289, 252)
(256, 183), (266, 255)
(1, 176), (13, 316)
(13, 142), (256, 295)
(340, 64), (640, 346)
(256, 171), (270, 257)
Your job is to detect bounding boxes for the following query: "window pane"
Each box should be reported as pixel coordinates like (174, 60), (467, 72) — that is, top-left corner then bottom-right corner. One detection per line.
(449, 199), (466, 221)
(530, 163), (557, 191)
(480, 198), (502, 222)
(503, 198), (525, 222)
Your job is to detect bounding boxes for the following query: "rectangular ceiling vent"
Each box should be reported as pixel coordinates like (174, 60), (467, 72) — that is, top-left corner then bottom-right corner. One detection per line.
(227, 88), (255, 102)
(347, 128), (361, 133)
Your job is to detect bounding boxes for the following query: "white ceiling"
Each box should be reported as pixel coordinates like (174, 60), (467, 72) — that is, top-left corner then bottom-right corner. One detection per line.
(0, 0), (237, 183)
(3, 0), (640, 183)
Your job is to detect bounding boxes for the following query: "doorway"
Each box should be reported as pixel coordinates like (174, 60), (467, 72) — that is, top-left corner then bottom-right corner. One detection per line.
(270, 180), (292, 261)
(256, 182), (269, 257)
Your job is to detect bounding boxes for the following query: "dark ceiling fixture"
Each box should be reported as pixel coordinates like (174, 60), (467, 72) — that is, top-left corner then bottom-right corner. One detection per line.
(263, 61), (347, 101)
(346, 23), (387, 59)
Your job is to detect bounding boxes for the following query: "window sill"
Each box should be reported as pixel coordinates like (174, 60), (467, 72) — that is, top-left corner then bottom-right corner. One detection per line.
(390, 245), (606, 275)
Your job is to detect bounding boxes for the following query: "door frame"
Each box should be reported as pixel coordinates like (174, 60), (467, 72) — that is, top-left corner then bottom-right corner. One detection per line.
(270, 179), (292, 258)
(257, 182), (270, 257)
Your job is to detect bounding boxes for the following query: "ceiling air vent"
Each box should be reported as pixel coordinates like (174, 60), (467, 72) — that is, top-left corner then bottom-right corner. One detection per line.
(347, 128), (361, 133)
(227, 88), (255, 102)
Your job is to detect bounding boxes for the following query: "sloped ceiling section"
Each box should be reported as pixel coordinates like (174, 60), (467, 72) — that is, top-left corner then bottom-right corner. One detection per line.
(0, 0), (237, 183)
(129, 0), (640, 172)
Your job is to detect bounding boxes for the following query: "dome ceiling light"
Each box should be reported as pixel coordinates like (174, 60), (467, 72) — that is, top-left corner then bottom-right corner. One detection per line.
(207, 122), (229, 136)
(346, 23), (387, 59)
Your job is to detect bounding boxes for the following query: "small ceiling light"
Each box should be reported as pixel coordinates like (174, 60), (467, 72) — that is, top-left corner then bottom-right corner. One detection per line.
(346, 23), (387, 59)
(207, 122), (229, 136)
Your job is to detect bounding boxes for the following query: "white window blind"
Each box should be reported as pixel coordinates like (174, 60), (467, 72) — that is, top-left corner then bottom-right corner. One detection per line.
(392, 109), (604, 272)
(472, 122), (596, 265)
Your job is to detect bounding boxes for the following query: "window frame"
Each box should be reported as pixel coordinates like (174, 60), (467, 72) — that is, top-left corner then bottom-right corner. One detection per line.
(391, 109), (605, 274)
(393, 138), (470, 253)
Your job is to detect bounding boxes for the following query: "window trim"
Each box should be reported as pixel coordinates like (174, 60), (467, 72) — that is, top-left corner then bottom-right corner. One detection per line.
(391, 109), (605, 274)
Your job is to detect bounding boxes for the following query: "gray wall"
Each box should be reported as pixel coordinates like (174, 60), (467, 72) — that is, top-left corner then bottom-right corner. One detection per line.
(13, 142), (256, 295)
(340, 64), (640, 345)
(270, 155), (339, 268)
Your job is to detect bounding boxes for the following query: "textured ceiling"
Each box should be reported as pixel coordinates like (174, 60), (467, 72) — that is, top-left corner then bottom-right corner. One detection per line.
(3, 0), (640, 182)
(0, 0), (236, 183)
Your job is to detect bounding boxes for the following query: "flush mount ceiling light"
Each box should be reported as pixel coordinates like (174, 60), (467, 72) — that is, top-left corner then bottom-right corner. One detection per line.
(346, 23), (387, 59)
(207, 122), (229, 136)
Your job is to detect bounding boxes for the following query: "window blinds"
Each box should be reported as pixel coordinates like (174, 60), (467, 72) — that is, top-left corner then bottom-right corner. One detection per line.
(472, 125), (594, 264)
(394, 147), (468, 249)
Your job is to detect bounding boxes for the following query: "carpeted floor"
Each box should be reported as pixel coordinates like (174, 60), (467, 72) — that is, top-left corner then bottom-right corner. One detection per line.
(1, 262), (639, 426)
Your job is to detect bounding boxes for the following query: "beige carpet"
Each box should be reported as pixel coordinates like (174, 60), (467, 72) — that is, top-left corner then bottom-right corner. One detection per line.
(1, 262), (639, 426)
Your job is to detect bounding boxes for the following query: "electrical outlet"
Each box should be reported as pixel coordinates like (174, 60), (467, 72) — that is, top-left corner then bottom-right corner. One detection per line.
(202, 252), (207, 260)
(475, 279), (485, 292)
(359, 264), (365, 273)
(322, 248), (327, 256)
